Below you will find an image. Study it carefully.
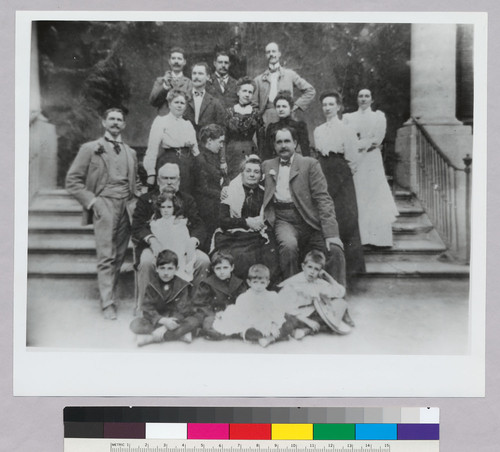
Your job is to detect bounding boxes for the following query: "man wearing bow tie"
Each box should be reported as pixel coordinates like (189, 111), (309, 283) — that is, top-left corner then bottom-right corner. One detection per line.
(206, 51), (239, 109)
(184, 62), (226, 134)
(254, 42), (316, 125)
(262, 126), (346, 285)
(66, 108), (141, 320)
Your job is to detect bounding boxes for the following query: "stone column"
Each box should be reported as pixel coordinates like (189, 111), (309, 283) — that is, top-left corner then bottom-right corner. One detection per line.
(30, 22), (58, 199)
(395, 24), (473, 261)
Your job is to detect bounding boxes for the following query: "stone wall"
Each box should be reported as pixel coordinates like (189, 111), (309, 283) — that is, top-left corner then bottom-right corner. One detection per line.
(37, 21), (411, 185)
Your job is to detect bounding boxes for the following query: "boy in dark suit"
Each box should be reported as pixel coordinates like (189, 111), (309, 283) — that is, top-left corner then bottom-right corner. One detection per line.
(130, 250), (202, 346)
(194, 251), (247, 339)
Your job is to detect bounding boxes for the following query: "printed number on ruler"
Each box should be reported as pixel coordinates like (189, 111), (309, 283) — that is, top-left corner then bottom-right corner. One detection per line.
(108, 441), (393, 452)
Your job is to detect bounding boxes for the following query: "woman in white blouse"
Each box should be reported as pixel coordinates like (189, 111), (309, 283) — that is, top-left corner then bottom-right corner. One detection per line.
(343, 89), (398, 247)
(313, 91), (365, 279)
(143, 89), (202, 197)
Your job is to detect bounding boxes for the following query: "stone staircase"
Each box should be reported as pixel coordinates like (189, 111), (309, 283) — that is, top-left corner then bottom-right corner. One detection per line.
(27, 188), (469, 294)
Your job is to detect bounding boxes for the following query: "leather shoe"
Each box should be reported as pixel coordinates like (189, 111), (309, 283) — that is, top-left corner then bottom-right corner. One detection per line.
(103, 305), (117, 320)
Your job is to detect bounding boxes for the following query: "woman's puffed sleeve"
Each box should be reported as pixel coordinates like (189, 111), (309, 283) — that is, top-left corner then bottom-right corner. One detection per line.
(143, 116), (164, 176)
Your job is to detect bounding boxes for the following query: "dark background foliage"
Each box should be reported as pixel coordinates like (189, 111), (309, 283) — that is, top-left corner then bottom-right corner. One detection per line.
(37, 21), (411, 185)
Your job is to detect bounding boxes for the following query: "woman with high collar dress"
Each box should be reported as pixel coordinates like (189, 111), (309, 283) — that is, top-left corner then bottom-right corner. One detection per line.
(313, 91), (365, 280)
(224, 77), (265, 180)
(343, 89), (398, 247)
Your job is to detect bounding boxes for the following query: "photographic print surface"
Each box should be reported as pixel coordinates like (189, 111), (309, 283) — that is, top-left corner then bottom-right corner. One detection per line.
(14, 11), (486, 396)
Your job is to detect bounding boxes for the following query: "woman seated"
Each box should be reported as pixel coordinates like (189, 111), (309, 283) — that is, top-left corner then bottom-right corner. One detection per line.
(212, 155), (280, 284)
(263, 90), (310, 160)
(142, 89), (204, 199)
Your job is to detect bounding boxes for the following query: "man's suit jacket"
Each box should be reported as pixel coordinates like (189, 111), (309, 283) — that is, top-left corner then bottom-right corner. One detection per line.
(149, 72), (193, 116)
(65, 137), (140, 225)
(206, 75), (239, 109)
(262, 153), (339, 239)
(131, 189), (207, 263)
(183, 91), (226, 134)
(253, 67), (316, 116)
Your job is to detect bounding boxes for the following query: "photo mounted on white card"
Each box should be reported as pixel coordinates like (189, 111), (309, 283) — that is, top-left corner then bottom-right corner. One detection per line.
(14, 10), (486, 396)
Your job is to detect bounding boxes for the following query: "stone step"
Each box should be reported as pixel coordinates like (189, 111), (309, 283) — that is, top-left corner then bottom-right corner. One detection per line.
(28, 253), (135, 277)
(363, 229), (446, 255)
(394, 197), (425, 217)
(363, 254), (469, 278)
(28, 233), (134, 253)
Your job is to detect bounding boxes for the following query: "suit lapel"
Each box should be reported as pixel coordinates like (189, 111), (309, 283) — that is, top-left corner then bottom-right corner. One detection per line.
(97, 137), (111, 170)
(199, 93), (210, 118)
(263, 158), (280, 208)
(289, 153), (300, 182)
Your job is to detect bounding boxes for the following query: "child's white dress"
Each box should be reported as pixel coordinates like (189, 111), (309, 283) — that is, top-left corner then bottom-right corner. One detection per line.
(149, 216), (195, 281)
(213, 289), (286, 338)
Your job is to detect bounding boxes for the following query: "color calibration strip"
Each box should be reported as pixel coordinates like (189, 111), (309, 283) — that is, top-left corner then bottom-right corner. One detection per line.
(64, 407), (439, 441)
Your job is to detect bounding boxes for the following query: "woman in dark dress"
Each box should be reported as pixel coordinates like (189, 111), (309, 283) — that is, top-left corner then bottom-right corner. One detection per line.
(263, 90), (310, 160)
(313, 91), (365, 280)
(197, 124), (228, 251)
(225, 77), (264, 180)
(213, 156), (280, 284)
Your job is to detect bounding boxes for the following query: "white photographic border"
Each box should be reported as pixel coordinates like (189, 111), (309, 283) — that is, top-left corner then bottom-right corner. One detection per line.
(14, 10), (487, 397)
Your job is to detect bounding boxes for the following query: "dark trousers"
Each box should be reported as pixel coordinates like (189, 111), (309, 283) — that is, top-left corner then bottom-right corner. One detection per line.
(130, 315), (201, 341)
(318, 153), (365, 276)
(273, 206), (346, 286)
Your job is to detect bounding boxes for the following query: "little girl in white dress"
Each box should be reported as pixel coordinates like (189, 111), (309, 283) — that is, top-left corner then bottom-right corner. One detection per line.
(149, 191), (195, 281)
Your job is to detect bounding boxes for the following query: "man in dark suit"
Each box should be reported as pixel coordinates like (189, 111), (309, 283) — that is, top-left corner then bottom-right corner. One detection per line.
(262, 126), (346, 286)
(66, 108), (141, 319)
(206, 51), (239, 109)
(184, 62), (226, 134)
(132, 163), (211, 311)
(149, 46), (193, 116)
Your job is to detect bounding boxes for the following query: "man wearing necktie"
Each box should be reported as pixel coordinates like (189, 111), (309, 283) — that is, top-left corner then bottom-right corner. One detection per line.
(184, 62), (226, 134)
(206, 51), (239, 109)
(253, 42), (316, 126)
(66, 108), (142, 320)
(262, 126), (346, 287)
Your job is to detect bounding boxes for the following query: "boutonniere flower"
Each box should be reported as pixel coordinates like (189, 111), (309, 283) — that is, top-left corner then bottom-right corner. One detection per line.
(269, 169), (277, 178)
(95, 143), (105, 155)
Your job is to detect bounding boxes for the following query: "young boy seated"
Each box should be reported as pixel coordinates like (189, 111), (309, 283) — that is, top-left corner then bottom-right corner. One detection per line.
(130, 249), (202, 346)
(194, 251), (247, 340)
(212, 264), (288, 347)
(278, 250), (352, 339)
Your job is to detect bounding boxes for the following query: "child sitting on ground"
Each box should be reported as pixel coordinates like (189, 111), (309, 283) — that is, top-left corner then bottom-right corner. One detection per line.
(278, 250), (352, 339)
(194, 251), (247, 340)
(149, 191), (196, 281)
(130, 250), (202, 346)
(212, 264), (287, 347)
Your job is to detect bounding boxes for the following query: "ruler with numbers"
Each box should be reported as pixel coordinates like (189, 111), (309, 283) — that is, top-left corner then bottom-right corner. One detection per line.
(65, 439), (438, 452)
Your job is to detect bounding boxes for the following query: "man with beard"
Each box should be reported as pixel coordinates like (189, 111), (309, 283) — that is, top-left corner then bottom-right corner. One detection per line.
(132, 163), (211, 311)
(66, 108), (141, 320)
(149, 46), (193, 116)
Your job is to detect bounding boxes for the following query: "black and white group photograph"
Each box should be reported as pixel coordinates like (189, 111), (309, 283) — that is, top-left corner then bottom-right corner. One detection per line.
(14, 11), (486, 396)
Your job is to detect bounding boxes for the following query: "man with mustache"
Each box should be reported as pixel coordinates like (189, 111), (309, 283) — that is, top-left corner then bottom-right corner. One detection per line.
(206, 51), (239, 109)
(149, 46), (193, 116)
(184, 62), (226, 134)
(262, 126), (346, 287)
(253, 42), (316, 125)
(66, 108), (141, 320)
(132, 163), (211, 312)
